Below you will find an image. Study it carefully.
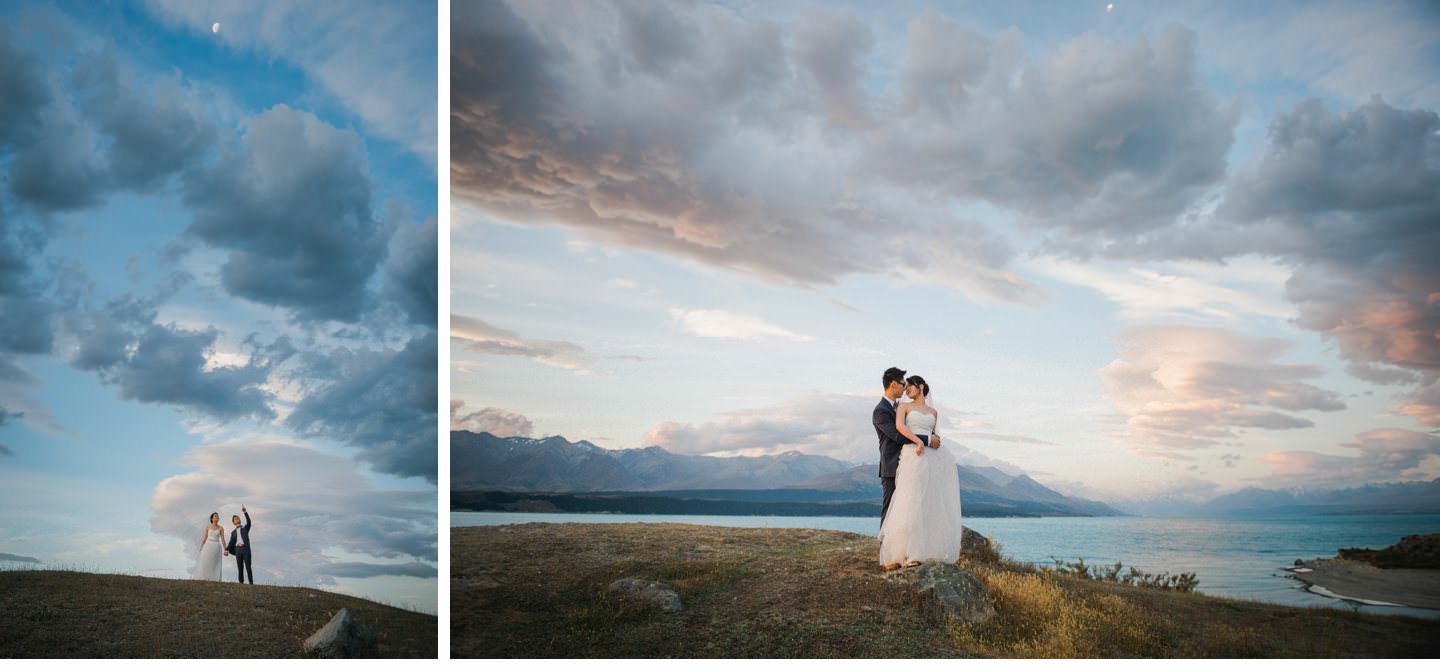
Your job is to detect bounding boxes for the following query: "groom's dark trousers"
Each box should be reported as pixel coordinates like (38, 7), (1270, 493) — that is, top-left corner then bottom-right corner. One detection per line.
(874, 398), (906, 525)
(232, 545), (253, 584)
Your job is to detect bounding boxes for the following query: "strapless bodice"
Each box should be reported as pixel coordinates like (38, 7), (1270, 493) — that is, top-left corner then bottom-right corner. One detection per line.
(905, 409), (937, 435)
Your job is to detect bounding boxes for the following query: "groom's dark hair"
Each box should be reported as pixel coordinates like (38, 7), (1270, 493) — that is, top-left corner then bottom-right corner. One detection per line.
(882, 367), (906, 389)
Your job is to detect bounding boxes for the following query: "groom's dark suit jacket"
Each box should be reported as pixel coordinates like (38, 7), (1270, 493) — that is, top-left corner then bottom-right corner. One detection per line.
(874, 398), (908, 478)
(226, 511), (252, 554)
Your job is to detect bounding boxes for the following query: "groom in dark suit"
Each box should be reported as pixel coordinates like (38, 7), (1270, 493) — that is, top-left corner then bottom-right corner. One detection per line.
(225, 505), (254, 584)
(874, 367), (940, 525)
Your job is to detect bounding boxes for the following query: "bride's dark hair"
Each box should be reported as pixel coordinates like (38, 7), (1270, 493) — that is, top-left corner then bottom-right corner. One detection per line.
(209, 512), (219, 523)
(906, 375), (930, 397)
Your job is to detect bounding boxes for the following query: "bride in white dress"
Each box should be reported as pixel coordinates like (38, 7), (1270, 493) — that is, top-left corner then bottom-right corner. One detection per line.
(879, 375), (963, 568)
(195, 513), (224, 581)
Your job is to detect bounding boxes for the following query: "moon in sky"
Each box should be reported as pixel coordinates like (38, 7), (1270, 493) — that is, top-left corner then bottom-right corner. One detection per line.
(1106, 3), (1115, 12)
(212, 22), (221, 33)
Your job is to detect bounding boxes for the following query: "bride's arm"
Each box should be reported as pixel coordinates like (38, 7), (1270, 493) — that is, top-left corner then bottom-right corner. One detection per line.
(895, 406), (927, 455)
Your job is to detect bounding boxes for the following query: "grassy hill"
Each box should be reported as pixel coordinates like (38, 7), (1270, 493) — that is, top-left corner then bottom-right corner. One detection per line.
(452, 523), (1440, 658)
(0, 571), (436, 658)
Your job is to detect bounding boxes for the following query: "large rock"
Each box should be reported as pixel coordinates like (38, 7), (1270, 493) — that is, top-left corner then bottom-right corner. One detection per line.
(913, 563), (995, 625)
(960, 527), (991, 556)
(303, 608), (379, 658)
(607, 578), (683, 612)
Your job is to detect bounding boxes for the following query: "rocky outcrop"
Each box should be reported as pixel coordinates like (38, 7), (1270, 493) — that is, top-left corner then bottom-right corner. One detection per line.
(961, 527), (991, 557)
(303, 608), (379, 658)
(608, 578), (684, 612)
(885, 562), (995, 625)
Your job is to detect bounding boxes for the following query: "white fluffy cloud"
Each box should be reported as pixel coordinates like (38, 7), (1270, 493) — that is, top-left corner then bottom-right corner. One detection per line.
(669, 308), (814, 342)
(150, 440), (435, 587)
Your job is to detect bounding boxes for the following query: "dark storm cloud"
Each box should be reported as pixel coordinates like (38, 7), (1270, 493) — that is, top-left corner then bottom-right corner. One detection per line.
(0, 28), (48, 149)
(451, 1), (1041, 303)
(286, 333), (438, 482)
(2, 41), (216, 213)
(104, 324), (278, 422)
(70, 49), (216, 192)
(381, 217), (438, 327)
(183, 105), (392, 324)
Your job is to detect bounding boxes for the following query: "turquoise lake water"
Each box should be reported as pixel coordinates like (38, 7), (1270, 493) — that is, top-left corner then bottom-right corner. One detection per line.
(453, 511), (1440, 619)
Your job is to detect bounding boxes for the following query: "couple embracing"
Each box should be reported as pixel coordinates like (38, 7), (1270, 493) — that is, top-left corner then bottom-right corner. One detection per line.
(873, 367), (963, 570)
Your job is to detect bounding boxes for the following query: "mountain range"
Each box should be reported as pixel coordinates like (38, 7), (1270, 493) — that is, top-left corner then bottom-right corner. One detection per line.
(1117, 479), (1440, 517)
(451, 431), (1122, 517)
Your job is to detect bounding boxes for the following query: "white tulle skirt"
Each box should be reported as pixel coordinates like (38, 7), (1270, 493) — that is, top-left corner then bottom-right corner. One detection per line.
(195, 538), (223, 581)
(879, 437), (963, 565)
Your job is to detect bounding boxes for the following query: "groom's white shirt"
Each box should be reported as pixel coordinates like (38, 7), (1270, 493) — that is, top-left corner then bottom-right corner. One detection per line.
(233, 527), (245, 547)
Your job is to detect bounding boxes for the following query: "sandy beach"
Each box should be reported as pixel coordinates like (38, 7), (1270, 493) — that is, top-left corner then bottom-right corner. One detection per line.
(1285, 558), (1440, 610)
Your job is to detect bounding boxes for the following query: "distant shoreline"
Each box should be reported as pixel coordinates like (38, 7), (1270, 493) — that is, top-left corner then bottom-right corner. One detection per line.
(451, 489), (1116, 518)
(1283, 559), (1440, 610)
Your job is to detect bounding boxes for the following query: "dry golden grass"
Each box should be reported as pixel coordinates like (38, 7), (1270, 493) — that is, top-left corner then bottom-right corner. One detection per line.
(0, 570), (436, 658)
(453, 522), (1440, 659)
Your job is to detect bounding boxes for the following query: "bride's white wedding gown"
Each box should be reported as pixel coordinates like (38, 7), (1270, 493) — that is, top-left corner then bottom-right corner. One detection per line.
(195, 526), (223, 581)
(879, 408), (963, 565)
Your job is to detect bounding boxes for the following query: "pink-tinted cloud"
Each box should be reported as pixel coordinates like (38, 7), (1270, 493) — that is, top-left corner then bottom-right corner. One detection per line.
(450, 400), (533, 437)
(1259, 428), (1440, 488)
(1100, 325), (1345, 456)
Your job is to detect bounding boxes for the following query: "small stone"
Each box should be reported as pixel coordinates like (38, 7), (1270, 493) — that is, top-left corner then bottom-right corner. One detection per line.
(303, 608), (379, 658)
(607, 578), (683, 612)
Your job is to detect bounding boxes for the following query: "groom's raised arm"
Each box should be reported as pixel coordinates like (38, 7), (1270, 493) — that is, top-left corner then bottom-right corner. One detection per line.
(243, 509), (252, 531)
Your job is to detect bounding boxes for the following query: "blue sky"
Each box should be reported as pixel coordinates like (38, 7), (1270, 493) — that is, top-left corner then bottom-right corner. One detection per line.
(451, 0), (1440, 505)
(0, 1), (437, 612)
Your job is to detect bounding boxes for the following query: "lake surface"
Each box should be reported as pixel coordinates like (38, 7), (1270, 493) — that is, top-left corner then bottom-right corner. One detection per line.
(453, 511), (1440, 619)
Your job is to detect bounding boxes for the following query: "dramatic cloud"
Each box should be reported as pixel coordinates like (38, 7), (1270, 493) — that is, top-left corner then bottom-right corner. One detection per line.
(150, 440), (435, 585)
(286, 334), (438, 482)
(450, 400), (532, 437)
(1260, 428), (1440, 489)
(451, 314), (589, 371)
(3, 41), (215, 213)
(669, 308), (814, 342)
(1099, 325), (1345, 455)
(102, 324), (280, 422)
(868, 22), (1237, 253)
(451, 1), (1067, 304)
(184, 105), (392, 323)
(143, 0), (437, 159)
(63, 290), (287, 423)
(382, 217), (439, 327)
(1218, 97), (1440, 428)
